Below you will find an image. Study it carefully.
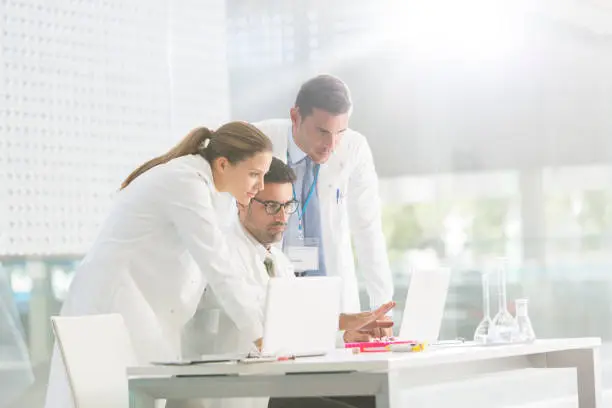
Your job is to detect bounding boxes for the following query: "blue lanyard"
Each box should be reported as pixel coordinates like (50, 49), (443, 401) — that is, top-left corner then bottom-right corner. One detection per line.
(287, 152), (320, 225)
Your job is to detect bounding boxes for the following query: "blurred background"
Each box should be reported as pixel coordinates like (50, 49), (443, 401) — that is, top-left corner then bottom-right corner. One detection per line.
(3, 0), (612, 406)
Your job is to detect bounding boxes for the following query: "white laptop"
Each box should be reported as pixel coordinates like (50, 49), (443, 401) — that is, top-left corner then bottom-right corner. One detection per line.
(397, 267), (451, 342)
(262, 276), (342, 356)
(152, 277), (342, 365)
(343, 268), (451, 351)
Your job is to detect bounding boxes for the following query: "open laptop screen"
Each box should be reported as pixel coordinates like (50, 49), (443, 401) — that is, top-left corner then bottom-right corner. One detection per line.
(399, 268), (451, 342)
(263, 277), (341, 355)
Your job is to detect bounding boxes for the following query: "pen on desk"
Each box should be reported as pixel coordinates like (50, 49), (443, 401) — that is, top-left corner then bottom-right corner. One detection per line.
(336, 188), (340, 204)
(361, 346), (391, 353)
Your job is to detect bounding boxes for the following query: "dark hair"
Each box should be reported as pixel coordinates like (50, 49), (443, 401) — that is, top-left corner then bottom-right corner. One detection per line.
(264, 157), (296, 184)
(295, 74), (352, 118)
(121, 121), (272, 189)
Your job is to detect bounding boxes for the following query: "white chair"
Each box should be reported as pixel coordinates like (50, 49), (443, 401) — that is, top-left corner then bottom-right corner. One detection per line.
(51, 314), (137, 408)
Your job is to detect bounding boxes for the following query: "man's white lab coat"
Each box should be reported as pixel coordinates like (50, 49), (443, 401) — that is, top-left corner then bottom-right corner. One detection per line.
(253, 119), (394, 313)
(193, 220), (295, 408)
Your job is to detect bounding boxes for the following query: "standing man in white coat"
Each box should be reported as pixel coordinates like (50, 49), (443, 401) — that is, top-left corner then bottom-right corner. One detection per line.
(254, 75), (394, 322)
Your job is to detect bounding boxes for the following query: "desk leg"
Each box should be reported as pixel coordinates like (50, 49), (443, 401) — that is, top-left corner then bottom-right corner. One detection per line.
(130, 389), (157, 408)
(375, 392), (393, 408)
(546, 347), (602, 408)
(375, 372), (400, 408)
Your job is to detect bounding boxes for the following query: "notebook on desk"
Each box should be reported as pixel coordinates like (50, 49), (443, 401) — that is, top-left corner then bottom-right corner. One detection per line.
(345, 267), (451, 350)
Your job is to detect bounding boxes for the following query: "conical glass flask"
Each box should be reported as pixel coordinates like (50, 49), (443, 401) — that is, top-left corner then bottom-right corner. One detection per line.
(473, 271), (493, 344)
(490, 258), (519, 343)
(515, 298), (536, 343)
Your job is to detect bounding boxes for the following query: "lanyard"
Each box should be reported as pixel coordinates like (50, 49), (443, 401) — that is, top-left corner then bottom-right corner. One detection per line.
(287, 151), (320, 234)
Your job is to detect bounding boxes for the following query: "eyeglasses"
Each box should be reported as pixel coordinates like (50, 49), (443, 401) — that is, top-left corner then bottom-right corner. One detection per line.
(252, 198), (299, 215)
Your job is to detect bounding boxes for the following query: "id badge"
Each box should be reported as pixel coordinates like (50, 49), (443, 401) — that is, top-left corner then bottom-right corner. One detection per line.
(285, 238), (319, 272)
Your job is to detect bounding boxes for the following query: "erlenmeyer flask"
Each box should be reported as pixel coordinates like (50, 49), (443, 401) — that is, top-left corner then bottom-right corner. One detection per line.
(473, 271), (493, 344)
(490, 258), (519, 343)
(515, 298), (536, 343)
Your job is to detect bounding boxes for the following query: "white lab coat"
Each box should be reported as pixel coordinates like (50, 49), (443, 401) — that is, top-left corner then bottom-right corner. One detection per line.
(44, 154), (264, 408)
(253, 119), (394, 313)
(192, 220), (295, 408)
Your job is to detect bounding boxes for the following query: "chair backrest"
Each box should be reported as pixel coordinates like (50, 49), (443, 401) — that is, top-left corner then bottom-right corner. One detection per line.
(51, 314), (137, 408)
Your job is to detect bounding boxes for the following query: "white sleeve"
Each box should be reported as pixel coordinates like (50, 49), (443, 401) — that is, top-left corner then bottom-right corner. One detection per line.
(347, 135), (394, 311)
(161, 170), (263, 342)
(335, 331), (346, 348)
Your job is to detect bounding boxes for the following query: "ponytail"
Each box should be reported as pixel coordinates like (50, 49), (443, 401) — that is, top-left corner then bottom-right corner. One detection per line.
(120, 121), (272, 190)
(120, 127), (212, 189)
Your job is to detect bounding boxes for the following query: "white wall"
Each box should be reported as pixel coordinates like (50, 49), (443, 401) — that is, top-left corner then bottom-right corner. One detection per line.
(0, 0), (230, 256)
(226, 0), (612, 176)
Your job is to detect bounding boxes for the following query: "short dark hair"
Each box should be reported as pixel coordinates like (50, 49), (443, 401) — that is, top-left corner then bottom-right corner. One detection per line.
(264, 157), (296, 184)
(295, 74), (352, 118)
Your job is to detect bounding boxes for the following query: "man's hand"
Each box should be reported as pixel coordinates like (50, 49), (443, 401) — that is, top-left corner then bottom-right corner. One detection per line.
(338, 301), (395, 332)
(370, 315), (394, 339)
(344, 330), (372, 343)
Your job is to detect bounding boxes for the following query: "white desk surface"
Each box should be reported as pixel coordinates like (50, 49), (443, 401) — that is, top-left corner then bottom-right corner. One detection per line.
(128, 337), (601, 378)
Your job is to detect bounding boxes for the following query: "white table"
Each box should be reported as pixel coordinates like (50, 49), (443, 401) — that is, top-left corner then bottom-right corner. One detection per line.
(128, 338), (602, 408)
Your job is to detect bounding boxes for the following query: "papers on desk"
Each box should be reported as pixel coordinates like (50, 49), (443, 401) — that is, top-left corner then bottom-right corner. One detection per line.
(151, 350), (327, 366)
(151, 353), (248, 366)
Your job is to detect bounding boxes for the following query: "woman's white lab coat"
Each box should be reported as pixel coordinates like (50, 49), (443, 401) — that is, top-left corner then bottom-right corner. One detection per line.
(44, 154), (264, 408)
(253, 119), (393, 313)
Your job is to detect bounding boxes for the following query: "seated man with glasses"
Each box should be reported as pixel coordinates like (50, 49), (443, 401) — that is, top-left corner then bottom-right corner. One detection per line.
(176, 158), (389, 408)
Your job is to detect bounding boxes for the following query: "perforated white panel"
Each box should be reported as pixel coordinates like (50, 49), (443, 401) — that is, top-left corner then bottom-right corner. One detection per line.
(227, 12), (295, 67)
(0, 0), (229, 256)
